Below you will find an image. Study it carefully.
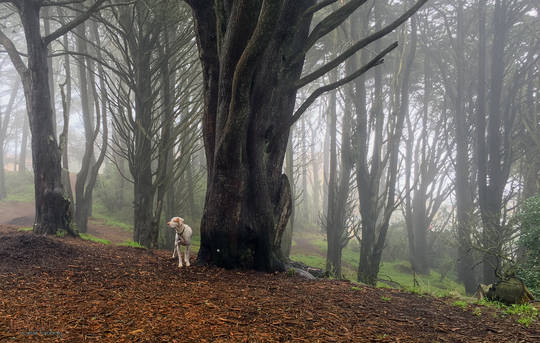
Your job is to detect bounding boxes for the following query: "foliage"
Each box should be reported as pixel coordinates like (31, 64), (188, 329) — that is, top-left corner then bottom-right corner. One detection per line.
(453, 300), (467, 309)
(514, 196), (540, 297)
(79, 233), (111, 245)
(504, 304), (538, 327)
(476, 299), (538, 327)
(17, 227), (32, 232)
(117, 240), (145, 248)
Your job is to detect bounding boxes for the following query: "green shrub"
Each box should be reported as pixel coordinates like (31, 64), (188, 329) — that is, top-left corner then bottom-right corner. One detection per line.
(505, 304), (538, 327)
(514, 196), (540, 297)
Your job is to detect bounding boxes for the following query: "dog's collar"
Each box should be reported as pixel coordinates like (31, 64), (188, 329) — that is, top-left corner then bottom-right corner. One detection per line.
(175, 223), (185, 236)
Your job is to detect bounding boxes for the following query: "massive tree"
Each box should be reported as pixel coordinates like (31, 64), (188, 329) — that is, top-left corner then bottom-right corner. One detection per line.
(186, 0), (428, 271)
(0, 0), (106, 235)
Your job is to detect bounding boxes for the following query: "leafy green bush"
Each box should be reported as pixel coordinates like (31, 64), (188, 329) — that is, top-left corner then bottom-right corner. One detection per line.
(515, 196), (540, 297)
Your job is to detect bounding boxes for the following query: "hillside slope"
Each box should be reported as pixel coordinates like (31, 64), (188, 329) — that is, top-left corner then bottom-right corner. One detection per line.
(0, 225), (538, 342)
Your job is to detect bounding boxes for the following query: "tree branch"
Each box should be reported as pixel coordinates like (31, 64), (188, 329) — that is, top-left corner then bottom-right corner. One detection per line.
(303, 0), (338, 18)
(0, 27), (28, 78)
(273, 41), (398, 145)
(43, 0), (108, 45)
(303, 0), (368, 53)
(296, 0), (428, 89)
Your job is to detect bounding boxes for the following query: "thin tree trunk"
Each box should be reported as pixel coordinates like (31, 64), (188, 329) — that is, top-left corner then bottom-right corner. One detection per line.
(18, 114), (29, 174)
(454, 0), (477, 293)
(281, 128), (294, 259)
(0, 84), (18, 199)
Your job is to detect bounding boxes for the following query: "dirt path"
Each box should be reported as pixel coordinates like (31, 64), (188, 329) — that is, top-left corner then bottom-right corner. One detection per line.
(0, 201), (131, 244)
(0, 225), (538, 342)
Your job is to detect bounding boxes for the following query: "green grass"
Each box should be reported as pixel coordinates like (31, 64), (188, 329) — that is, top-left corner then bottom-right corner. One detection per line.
(381, 296), (392, 302)
(291, 232), (465, 297)
(18, 227), (33, 232)
(90, 204), (133, 232)
(80, 233), (111, 245)
(504, 304), (538, 327)
(2, 171), (34, 202)
(472, 299), (538, 326)
(453, 300), (468, 309)
(117, 240), (145, 248)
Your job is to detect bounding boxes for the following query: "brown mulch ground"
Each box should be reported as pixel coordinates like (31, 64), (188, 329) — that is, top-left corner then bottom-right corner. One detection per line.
(0, 225), (538, 342)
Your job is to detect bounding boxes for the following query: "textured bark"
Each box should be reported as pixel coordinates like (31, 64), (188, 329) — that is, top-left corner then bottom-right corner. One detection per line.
(18, 114), (29, 173)
(74, 18), (94, 233)
(191, 0), (312, 270)
(18, 2), (72, 235)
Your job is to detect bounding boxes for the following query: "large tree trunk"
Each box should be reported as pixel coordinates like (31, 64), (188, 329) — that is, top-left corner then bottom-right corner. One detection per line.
(19, 3), (72, 235)
(192, 0), (311, 271)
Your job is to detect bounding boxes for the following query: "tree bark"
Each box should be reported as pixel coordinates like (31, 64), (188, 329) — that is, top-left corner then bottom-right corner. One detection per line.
(18, 114), (29, 174)
(19, 2), (72, 235)
(0, 84), (18, 199)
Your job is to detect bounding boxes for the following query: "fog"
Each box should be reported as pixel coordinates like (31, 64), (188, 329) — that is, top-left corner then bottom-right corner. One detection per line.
(0, 0), (539, 300)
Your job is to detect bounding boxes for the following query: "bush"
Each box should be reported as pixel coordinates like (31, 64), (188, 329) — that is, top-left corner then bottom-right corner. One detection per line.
(515, 196), (540, 297)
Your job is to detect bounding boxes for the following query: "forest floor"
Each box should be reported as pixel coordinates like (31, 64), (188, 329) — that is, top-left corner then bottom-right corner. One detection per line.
(1, 225), (539, 342)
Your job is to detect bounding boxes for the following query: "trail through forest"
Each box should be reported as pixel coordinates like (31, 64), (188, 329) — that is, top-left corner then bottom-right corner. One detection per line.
(0, 225), (538, 342)
(0, 201), (130, 244)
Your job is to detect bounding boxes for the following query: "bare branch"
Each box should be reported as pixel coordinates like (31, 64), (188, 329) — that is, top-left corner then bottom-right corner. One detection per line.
(43, 0), (107, 45)
(287, 41), (398, 133)
(303, 0), (338, 18)
(303, 0), (367, 52)
(296, 0), (428, 88)
(0, 27), (28, 79)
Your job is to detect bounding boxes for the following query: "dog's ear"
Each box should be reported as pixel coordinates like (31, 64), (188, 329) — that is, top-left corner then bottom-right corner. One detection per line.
(178, 217), (184, 224)
(174, 217), (180, 223)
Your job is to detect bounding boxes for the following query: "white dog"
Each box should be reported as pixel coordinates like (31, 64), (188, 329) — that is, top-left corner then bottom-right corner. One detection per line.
(167, 217), (193, 268)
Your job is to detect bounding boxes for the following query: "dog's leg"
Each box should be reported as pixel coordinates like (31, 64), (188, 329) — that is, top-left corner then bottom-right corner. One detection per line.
(172, 233), (178, 259)
(185, 244), (191, 267)
(177, 244), (183, 268)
